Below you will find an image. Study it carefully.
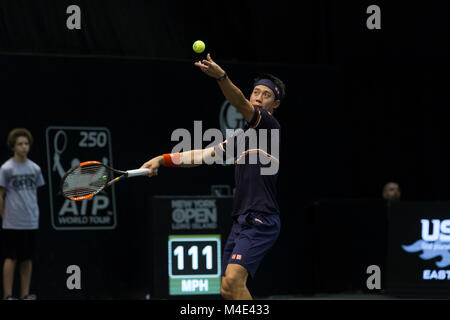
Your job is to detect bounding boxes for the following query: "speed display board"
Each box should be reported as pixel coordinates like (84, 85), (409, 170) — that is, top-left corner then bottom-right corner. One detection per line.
(152, 196), (233, 299)
(168, 235), (221, 295)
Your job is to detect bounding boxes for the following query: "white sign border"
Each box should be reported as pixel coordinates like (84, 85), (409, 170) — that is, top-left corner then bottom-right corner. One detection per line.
(45, 126), (117, 231)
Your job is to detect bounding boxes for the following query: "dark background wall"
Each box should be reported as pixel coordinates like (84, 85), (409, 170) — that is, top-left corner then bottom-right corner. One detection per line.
(0, 0), (449, 299)
(2, 1), (448, 198)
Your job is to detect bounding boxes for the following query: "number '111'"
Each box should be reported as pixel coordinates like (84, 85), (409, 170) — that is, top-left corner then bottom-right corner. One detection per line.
(174, 245), (213, 270)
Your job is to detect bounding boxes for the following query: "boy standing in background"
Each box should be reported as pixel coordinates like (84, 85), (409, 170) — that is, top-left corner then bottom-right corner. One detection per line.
(0, 128), (45, 300)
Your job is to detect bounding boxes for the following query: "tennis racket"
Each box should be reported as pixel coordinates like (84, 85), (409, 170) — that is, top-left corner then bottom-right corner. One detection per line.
(60, 161), (154, 201)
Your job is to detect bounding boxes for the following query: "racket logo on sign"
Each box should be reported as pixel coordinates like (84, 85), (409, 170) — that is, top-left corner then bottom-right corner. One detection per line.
(46, 126), (117, 230)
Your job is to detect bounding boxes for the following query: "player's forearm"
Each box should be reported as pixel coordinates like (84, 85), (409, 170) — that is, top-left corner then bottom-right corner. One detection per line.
(217, 76), (249, 109)
(195, 53), (247, 107)
(162, 148), (215, 167)
(178, 150), (202, 167)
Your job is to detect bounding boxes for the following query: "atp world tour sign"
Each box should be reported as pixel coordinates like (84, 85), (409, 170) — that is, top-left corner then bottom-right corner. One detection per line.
(45, 126), (117, 230)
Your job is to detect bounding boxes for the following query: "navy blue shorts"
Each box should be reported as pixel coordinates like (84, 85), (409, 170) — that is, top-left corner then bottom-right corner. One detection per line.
(222, 212), (280, 279)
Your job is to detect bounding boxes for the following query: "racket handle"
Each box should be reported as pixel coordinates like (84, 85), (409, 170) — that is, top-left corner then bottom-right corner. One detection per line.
(127, 168), (154, 178)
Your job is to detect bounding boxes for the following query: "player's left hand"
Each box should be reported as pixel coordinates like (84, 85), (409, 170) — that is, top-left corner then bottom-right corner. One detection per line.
(194, 53), (226, 80)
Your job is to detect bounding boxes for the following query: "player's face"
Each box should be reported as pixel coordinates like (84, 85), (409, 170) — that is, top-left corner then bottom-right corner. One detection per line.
(383, 183), (401, 201)
(14, 136), (30, 158)
(250, 85), (280, 112)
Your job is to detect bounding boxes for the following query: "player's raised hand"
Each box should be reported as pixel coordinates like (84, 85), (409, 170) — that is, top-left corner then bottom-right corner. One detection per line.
(194, 53), (226, 79)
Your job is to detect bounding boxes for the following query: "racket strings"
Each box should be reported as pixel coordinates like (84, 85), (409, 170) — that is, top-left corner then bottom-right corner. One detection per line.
(62, 164), (109, 198)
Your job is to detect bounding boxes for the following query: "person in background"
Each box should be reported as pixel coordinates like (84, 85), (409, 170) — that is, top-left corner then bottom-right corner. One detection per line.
(382, 181), (401, 202)
(0, 128), (45, 300)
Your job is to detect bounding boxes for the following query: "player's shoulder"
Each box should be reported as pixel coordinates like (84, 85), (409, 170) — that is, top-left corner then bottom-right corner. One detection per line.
(255, 106), (281, 129)
(267, 110), (281, 129)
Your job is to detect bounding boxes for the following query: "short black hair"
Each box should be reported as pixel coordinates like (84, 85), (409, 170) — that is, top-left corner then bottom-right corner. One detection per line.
(253, 73), (286, 101)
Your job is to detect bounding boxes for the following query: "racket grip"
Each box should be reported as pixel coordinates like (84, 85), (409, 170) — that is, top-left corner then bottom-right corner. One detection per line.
(127, 168), (152, 178)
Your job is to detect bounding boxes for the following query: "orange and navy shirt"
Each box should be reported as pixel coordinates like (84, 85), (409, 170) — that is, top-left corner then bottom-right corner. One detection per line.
(214, 106), (280, 216)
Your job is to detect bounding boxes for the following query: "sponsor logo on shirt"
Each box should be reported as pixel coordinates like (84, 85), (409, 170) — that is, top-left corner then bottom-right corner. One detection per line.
(10, 174), (37, 190)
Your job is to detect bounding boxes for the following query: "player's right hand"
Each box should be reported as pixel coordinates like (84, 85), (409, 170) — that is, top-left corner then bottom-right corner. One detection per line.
(140, 156), (162, 177)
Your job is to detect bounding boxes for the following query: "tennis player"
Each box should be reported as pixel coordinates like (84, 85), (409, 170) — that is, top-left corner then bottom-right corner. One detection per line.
(141, 53), (285, 300)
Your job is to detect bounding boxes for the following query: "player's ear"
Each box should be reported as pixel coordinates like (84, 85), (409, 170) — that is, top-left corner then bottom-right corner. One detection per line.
(273, 100), (280, 110)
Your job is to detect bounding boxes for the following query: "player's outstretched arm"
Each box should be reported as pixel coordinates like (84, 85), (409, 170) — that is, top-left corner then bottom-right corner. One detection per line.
(140, 147), (216, 175)
(194, 53), (254, 122)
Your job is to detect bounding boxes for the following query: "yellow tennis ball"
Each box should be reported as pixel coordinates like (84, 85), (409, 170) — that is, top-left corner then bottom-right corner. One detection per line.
(193, 40), (205, 53)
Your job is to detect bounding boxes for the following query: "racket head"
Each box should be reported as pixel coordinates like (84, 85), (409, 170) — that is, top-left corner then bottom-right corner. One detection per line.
(60, 161), (114, 201)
